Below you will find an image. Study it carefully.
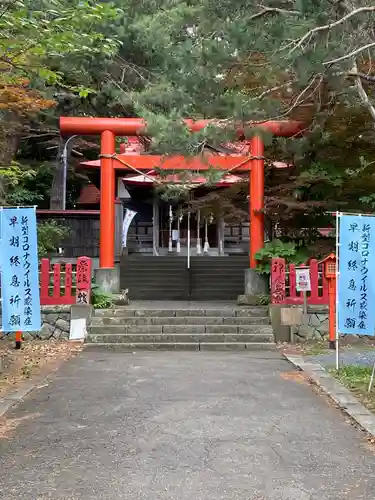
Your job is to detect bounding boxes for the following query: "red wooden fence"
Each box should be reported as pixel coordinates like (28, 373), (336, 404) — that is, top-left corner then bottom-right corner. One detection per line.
(271, 258), (329, 305)
(40, 257), (92, 306)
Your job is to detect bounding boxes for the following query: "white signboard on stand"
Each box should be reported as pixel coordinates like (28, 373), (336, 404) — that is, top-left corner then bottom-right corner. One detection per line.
(295, 268), (311, 292)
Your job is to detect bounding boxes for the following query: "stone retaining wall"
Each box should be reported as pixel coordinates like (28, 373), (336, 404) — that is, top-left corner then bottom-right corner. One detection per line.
(270, 304), (375, 343)
(293, 307), (328, 341)
(37, 305), (71, 340)
(270, 304), (329, 342)
(0, 305), (71, 341)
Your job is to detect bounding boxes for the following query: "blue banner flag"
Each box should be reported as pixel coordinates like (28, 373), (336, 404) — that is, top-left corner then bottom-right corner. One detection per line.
(0, 207), (41, 332)
(338, 214), (375, 335)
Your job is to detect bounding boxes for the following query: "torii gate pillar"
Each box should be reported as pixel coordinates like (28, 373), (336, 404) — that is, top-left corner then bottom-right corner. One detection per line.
(60, 117), (302, 289)
(100, 130), (116, 269)
(249, 135), (264, 269)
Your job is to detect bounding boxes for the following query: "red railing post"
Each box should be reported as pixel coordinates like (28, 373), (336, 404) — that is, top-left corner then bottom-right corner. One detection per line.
(271, 254), (335, 309)
(64, 263), (73, 298)
(40, 258), (51, 304)
(53, 263), (61, 300)
(289, 264), (297, 301)
(40, 258), (91, 306)
(308, 260), (317, 302)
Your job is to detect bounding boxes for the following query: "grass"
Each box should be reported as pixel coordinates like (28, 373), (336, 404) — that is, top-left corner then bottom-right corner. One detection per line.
(329, 365), (375, 413)
(301, 340), (330, 356)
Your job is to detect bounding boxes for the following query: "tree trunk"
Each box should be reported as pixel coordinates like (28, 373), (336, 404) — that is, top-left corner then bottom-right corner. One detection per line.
(50, 138), (77, 209)
(50, 138), (65, 209)
(0, 114), (22, 204)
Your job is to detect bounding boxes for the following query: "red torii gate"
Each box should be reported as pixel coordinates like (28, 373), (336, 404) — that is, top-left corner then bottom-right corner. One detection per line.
(60, 117), (303, 273)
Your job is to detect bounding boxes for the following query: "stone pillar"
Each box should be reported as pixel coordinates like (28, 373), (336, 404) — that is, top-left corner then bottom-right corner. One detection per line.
(95, 267), (120, 294)
(237, 269), (269, 305)
(152, 196), (160, 256)
(244, 268), (268, 295)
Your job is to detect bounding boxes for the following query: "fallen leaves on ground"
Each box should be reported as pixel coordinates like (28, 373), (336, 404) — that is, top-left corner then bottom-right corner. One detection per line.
(0, 413), (41, 439)
(280, 371), (308, 384)
(277, 341), (329, 356)
(0, 340), (82, 398)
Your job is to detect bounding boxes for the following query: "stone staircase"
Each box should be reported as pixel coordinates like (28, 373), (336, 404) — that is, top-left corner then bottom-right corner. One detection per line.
(120, 255), (249, 300)
(85, 304), (275, 350)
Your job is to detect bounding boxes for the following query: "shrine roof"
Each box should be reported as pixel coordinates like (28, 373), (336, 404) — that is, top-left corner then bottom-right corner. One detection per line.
(76, 184), (100, 204)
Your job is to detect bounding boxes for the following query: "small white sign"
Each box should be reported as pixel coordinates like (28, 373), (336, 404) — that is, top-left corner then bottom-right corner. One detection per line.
(295, 268), (311, 292)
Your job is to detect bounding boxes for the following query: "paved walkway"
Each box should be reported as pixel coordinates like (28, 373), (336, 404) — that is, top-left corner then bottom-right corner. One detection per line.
(307, 346), (375, 368)
(1, 351), (375, 499)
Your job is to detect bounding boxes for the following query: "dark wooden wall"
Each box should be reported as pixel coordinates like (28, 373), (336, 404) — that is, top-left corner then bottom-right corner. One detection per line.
(37, 213), (100, 258)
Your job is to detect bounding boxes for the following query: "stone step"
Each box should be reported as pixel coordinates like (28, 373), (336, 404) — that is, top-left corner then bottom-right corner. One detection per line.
(123, 277), (245, 284)
(123, 256), (248, 262)
(94, 307), (268, 318)
(87, 324), (273, 336)
(121, 292), (188, 302)
(86, 332), (274, 344)
(123, 264), (248, 270)
(84, 342), (276, 351)
(123, 266), (248, 272)
(121, 255), (250, 300)
(123, 275), (245, 281)
(122, 276), (187, 281)
(124, 293), (244, 301)
(90, 315), (270, 326)
(121, 270), (186, 274)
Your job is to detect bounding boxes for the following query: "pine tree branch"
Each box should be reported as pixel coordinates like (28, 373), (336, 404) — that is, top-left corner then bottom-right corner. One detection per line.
(0, 0), (20, 21)
(324, 42), (375, 65)
(249, 6), (299, 20)
(251, 81), (293, 100)
(347, 71), (375, 83)
(251, 73), (324, 124)
(288, 6), (375, 55)
(351, 61), (375, 123)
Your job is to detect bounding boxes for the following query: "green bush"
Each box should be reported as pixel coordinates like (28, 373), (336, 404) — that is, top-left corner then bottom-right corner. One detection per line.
(255, 239), (309, 274)
(91, 283), (115, 309)
(37, 221), (70, 258)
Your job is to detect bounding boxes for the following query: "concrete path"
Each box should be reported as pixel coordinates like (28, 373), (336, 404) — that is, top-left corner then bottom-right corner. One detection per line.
(307, 346), (375, 368)
(1, 351), (375, 499)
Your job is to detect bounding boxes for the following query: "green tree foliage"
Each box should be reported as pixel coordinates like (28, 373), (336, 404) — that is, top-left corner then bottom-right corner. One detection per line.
(0, 0), (122, 202)
(79, 1), (375, 129)
(37, 220), (70, 257)
(0, 0), (121, 88)
(0, 162), (42, 204)
(3, 0), (375, 255)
